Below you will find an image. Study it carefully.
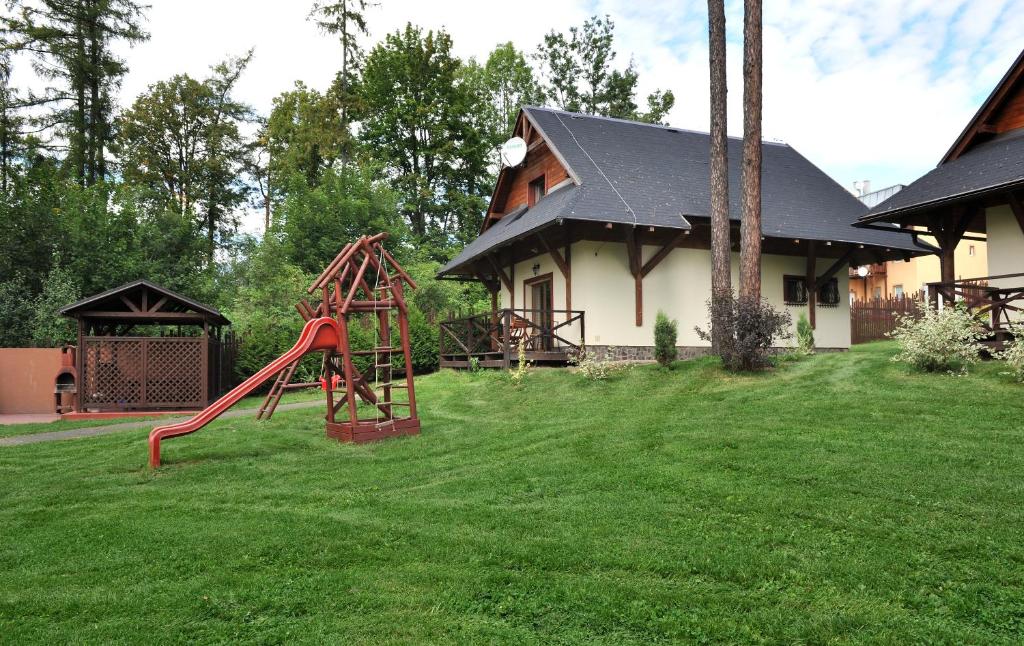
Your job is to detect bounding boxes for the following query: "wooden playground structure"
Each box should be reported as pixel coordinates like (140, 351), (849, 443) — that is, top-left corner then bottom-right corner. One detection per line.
(148, 233), (420, 467)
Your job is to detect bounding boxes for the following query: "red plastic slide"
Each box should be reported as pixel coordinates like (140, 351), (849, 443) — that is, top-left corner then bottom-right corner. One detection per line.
(148, 317), (341, 467)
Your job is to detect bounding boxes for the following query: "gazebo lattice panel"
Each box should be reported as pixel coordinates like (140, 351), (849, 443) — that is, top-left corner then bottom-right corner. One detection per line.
(82, 337), (206, 410)
(146, 339), (205, 406)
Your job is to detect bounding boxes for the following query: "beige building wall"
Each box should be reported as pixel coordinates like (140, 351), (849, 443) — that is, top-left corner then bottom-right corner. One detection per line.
(0, 348), (62, 414)
(986, 205), (1024, 289)
(500, 241), (852, 350)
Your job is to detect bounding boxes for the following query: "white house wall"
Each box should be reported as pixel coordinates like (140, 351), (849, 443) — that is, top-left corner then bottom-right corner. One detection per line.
(986, 205), (1024, 289)
(500, 240), (852, 351)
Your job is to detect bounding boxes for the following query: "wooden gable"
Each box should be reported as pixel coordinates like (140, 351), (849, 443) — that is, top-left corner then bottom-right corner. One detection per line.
(482, 111), (574, 232)
(942, 48), (1024, 163)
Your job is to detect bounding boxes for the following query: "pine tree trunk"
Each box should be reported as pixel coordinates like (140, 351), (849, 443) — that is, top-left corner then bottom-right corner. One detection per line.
(739, 0), (763, 305)
(707, 0), (730, 352)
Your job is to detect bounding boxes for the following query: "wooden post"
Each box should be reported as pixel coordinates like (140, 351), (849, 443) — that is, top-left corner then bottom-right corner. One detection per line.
(564, 242), (572, 313)
(502, 309), (512, 369)
(625, 227), (643, 326)
(393, 282), (417, 418)
(337, 316), (359, 426)
(806, 241), (817, 329)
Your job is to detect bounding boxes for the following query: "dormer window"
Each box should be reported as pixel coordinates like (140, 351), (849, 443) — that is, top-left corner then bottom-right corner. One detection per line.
(528, 175), (546, 207)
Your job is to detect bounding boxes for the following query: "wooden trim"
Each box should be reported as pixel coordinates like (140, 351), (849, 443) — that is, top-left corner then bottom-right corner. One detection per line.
(536, 232), (568, 277)
(564, 242), (572, 312)
(942, 49), (1024, 163)
(640, 230), (687, 278)
(814, 249), (855, 290)
(522, 272), (554, 315)
(527, 173), (546, 207)
(487, 256), (513, 293)
(120, 295), (140, 312)
(805, 241), (817, 329)
(521, 109), (583, 185)
(624, 227), (643, 326)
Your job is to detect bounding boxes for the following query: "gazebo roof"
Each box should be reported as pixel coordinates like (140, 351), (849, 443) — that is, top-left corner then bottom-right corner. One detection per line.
(61, 279), (230, 326)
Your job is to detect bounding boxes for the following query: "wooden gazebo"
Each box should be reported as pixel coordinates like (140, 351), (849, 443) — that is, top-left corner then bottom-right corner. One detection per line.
(60, 280), (235, 413)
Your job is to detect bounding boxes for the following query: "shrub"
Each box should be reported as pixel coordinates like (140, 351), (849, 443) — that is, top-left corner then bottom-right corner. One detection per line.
(796, 312), (815, 355)
(888, 301), (986, 374)
(696, 292), (792, 371)
(654, 311), (678, 367)
(995, 322), (1024, 382)
(568, 345), (624, 380)
(509, 341), (531, 387)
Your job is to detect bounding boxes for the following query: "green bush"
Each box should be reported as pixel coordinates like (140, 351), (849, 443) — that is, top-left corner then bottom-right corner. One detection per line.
(889, 301), (986, 374)
(995, 322), (1024, 382)
(796, 313), (815, 355)
(654, 311), (678, 367)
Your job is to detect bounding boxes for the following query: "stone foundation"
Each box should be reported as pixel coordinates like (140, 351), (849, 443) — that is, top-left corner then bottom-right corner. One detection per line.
(586, 344), (846, 363)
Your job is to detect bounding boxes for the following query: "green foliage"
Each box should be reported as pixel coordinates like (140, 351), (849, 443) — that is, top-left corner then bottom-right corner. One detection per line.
(995, 322), (1024, 382)
(0, 274), (35, 347)
(482, 42), (544, 137)
(405, 305), (440, 375)
(405, 257), (489, 323)
(223, 235), (315, 380)
(889, 301), (986, 374)
(276, 165), (404, 274)
(360, 23), (494, 246)
(112, 54), (254, 255)
(654, 311), (678, 367)
(265, 82), (349, 187)
(697, 293), (793, 371)
(535, 15), (675, 123)
(30, 261), (79, 347)
(796, 312), (815, 355)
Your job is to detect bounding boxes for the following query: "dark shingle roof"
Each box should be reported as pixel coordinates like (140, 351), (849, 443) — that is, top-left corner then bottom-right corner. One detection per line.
(860, 129), (1024, 223)
(61, 279), (230, 326)
(441, 107), (921, 276)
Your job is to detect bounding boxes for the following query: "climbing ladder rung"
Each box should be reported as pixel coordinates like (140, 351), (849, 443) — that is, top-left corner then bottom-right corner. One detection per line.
(379, 401), (411, 407)
(374, 363), (392, 368)
(375, 382), (409, 388)
(350, 347), (396, 356)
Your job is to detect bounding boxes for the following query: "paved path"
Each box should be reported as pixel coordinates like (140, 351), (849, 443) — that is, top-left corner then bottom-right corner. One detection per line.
(0, 400), (323, 447)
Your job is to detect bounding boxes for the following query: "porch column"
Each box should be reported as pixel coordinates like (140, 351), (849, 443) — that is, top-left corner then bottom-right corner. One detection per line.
(805, 241), (817, 329)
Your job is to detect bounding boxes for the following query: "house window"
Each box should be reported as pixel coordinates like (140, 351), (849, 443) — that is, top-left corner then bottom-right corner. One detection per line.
(528, 175), (546, 207)
(894, 284), (904, 298)
(873, 287), (882, 300)
(968, 245), (976, 256)
(783, 276), (807, 305)
(817, 278), (840, 307)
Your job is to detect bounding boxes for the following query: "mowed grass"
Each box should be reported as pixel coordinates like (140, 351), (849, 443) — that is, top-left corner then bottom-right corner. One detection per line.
(1, 342), (1022, 644)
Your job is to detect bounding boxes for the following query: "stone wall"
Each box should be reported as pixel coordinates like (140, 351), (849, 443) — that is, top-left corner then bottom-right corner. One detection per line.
(586, 344), (846, 363)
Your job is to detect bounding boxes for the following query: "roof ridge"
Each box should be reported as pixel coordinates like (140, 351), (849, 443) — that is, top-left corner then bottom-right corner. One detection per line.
(523, 105), (790, 146)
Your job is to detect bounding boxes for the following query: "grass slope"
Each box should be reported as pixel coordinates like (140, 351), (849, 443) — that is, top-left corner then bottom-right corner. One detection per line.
(0, 343), (1022, 644)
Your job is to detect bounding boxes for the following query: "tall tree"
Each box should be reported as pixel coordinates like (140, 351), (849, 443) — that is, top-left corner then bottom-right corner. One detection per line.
(739, 0), (762, 305)
(708, 0), (731, 351)
(112, 54), (253, 258)
(3, 0), (147, 185)
(483, 42), (543, 136)
(0, 50), (24, 192)
(265, 82), (346, 188)
(360, 24), (492, 246)
(309, 0), (371, 163)
(535, 15), (674, 123)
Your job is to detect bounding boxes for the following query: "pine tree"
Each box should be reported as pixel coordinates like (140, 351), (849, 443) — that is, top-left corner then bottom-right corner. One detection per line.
(739, 0), (763, 305)
(708, 0), (731, 352)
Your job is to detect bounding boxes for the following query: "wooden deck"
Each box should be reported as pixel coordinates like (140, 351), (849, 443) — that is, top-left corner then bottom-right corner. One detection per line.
(439, 309), (584, 369)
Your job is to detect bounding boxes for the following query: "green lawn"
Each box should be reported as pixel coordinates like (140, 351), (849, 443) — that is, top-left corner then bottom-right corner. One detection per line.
(1, 342), (1022, 643)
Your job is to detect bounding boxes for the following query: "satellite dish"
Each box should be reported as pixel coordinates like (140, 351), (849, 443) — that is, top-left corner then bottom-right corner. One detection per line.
(857, 266), (869, 278)
(499, 136), (527, 167)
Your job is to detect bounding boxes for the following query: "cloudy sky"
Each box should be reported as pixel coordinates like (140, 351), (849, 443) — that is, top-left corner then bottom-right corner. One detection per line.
(19, 0), (1024, 232)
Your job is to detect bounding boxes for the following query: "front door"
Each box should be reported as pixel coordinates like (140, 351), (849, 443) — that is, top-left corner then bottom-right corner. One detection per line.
(528, 276), (553, 350)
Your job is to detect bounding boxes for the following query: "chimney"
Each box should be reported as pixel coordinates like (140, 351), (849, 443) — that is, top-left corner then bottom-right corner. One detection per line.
(862, 180), (871, 195)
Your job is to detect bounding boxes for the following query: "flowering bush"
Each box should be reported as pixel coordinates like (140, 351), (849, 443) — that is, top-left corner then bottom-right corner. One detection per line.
(509, 341), (531, 387)
(995, 322), (1024, 382)
(888, 301), (986, 374)
(568, 345), (624, 381)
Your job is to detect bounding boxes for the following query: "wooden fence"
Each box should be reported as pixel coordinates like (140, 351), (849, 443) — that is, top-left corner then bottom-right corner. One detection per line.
(850, 294), (923, 344)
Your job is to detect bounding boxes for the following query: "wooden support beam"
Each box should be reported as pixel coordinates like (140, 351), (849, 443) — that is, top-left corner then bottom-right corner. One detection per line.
(120, 295), (140, 312)
(625, 227), (642, 326)
(640, 230), (687, 278)
(536, 232), (569, 278)
(805, 241), (817, 329)
(1008, 192), (1024, 236)
(148, 295), (169, 313)
(564, 242), (572, 312)
(814, 248), (855, 290)
(487, 255), (513, 293)
(472, 268), (499, 295)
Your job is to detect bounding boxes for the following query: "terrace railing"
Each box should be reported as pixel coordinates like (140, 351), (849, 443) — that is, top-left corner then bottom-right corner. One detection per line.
(927, 273), (1024, 336)
(439, 308), (585, 369)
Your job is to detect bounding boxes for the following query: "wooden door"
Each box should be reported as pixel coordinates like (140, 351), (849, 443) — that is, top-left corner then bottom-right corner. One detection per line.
(527, 275), (553, 350)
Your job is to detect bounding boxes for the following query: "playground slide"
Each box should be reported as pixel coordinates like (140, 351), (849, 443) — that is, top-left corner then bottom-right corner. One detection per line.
(148, 317), (341, 468)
